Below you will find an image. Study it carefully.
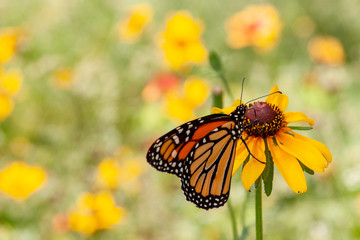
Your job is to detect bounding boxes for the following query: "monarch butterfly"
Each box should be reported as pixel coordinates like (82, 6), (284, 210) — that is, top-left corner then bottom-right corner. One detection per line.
(146, 102), (253, 210)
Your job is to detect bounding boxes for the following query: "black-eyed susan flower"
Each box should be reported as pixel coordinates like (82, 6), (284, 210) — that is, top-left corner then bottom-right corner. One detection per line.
(308, 36), (345, 66)
(225, 4), (282, 52)
(212, 85), (332, 194)
(117, 3), (153, 43)
(68, 192), (126, 235)
(158, 11), (207, 70)
(0, 161), (47, 201)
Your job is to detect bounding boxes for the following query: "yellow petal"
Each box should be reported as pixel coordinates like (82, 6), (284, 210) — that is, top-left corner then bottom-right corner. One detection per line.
(285, 111), (314, 126)
(184, 41), (207, 64)
(0, 161), (47, 201)
(267, 137), (307, 194)
(265, 85), (288, 112)
(232, 138), (251, 175)
(0, 68), (22, 96)
(211, 99), (241, 114)
(184, 76), (209, 107)
(163, 92), (194, 122)
(292, 133), (332, 163)
(161, 41), (186, 70)
(241, 138), (266, 190)
(276, 132), (327, 172)
(68, 212), (98, 235)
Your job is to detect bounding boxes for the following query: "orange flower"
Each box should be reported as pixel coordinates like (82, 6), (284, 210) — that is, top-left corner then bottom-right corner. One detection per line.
(308, 36), (345, 66)
(225, 5), (282, 52)
(142, 73), (180, 103)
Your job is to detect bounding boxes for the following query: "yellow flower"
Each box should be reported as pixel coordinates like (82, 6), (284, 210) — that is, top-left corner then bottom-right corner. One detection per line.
(118, 3), (153, 43)
(225, 5), (282, 52)
(212, 86), (332, 193)
(0, 93), (14, 120)
(96, 157), (120, 189)
(68, 192), (126, 235)
(96, 154), (144, 189)
(117, 159), (144, 185)
(0, 27), (21, 64)
(158, 11), (207, 70)
(51, 68), (75, 90)
(308, 36), (345, 66)
(68, 212), (97, 235)
(0, 161), (47, 201)
(0, 68), (23, 96)
(164, 76), (210, 122)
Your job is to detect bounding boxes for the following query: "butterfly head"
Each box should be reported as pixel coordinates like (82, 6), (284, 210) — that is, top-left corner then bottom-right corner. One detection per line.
(229, 103), (247, 124)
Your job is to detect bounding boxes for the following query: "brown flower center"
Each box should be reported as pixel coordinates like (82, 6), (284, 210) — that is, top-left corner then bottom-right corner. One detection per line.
(243, 102), (285, 137)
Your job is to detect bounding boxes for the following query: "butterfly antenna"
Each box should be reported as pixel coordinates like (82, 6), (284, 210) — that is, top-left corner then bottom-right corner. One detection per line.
(240, 77), (245, 104)
(245, 91), (282, 104)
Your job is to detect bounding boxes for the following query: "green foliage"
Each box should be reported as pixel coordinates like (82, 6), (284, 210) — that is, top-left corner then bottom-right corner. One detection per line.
(262, 139), (274, 197)
(0, 0), (359, 240)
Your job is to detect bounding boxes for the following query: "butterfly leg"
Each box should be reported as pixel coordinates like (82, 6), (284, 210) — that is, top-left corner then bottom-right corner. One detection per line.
(240, 136), (265, 164)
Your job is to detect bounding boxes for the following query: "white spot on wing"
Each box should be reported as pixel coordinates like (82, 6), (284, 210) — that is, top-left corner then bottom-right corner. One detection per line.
(172, 135), (180, 144)
(171, 150), (177, 158)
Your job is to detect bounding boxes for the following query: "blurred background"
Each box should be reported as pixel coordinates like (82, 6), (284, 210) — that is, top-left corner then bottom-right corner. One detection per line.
(1, 0), (360, 239)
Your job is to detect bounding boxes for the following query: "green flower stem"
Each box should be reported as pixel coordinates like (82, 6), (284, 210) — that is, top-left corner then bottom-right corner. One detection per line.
(212, 87), (223, 109)
(227, 199), (239, 240)
(255, 179), (263, 240)
(209, 51), (234, 101)
(218, 72), (234, 101)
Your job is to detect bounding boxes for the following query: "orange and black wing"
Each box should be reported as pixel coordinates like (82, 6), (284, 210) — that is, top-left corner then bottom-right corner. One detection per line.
(181, 121), (238, 209)
(146, 114), (233, 179)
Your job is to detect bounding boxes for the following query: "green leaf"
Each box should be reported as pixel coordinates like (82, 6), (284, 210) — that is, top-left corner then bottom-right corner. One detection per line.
(298, 160), (314, 175)
(262, 138), (274, 196)
(288, 126), (313, 131)
(209, 51), (223, 73)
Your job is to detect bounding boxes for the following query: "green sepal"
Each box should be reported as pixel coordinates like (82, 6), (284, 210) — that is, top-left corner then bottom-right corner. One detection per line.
(262, 138), (274, 196)
(209, 51), (223, 73)
(288, 126), (313, 131)
(298, 160), (314, 175)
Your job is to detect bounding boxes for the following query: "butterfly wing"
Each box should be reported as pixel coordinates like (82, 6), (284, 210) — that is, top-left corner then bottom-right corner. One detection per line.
(181, 121), (238, 209)
(147, 114), (233, 178)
